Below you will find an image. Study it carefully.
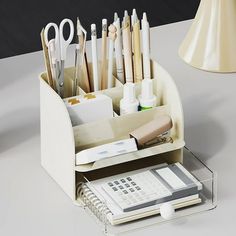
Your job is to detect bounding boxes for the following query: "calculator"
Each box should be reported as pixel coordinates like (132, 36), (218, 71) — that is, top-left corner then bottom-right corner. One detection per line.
(102, 163), (202, 212)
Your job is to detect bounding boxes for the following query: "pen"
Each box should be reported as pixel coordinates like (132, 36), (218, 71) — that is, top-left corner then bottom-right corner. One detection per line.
(107, 24), (117, 88)
(91, 24), (99, 91)
(114, 17), (125, 84)
(141, 12), (151, 80)
(101, 19), (108, 90)
(122, 16), (133, 83)
(132, 10), (143, 83)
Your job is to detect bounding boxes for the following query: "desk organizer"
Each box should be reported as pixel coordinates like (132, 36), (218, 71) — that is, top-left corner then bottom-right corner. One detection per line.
(39, 59), (217, 235)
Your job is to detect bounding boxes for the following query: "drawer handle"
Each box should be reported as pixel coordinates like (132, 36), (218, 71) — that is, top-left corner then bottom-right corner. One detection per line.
(160, 202), (175, 220)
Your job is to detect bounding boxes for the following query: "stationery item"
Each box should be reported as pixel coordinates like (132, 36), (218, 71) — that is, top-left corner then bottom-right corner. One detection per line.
(129, 115), (173, 148)
(40, 29), (54, 88)
(114, 17), (125, 84)
(124, 10), (131, 31)
(101, 19), (108, 90)
(120, 83), (139, 115)
(76, 138), (138, 165)
(63, 94), (113, 126)
(122, 17), (133, 83)
(74, 18), (90, 95)
(48, 39), (59, 92)
(107, 24), (117, 88)
(141, 13), (151, 79)
(44, 18), (74, 97)
(91, 24), (99, 91)
(77, 162), (202, 225)
(132, 10), (143, 83)
(131, 8), (137, 54)
(138, 79), (157, 110)
(114, 12), (118, 21)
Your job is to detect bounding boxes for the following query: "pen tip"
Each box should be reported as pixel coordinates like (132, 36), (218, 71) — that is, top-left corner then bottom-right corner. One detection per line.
(102, 18), (107, 25)
(132, 8), (137, 16)
(114, 12), (118, 21)
(91, 23), (96, 31)
(143, 12), (147, 21)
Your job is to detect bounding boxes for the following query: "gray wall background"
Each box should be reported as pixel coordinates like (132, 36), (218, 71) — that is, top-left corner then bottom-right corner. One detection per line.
(0, 0), (200, 59)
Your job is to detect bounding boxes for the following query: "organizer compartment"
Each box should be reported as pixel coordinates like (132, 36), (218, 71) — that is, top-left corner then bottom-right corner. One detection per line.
(39, 58), (216, 235)
(40, 59), (184, 199)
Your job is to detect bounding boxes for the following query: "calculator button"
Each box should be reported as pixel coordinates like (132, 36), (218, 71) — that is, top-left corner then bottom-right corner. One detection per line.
(135, 186), (141, 190)
(125, 183), (130, 188)
(123, 190), (128, 194)
(118, 185), (124, 189)
(129, 188), (134, 192)
(114, 181), (119, 185)
(127, 177), (132, 181)
(131, 182), (136, 186)
(112, 187), (118, 191)
(120, 179), (126, 183)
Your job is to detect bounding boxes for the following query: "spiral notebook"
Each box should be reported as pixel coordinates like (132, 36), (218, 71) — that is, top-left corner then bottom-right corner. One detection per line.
(77, 163), (202, 225)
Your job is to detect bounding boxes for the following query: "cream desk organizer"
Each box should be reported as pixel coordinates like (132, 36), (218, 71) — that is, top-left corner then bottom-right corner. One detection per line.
(39, 59), (216, 234)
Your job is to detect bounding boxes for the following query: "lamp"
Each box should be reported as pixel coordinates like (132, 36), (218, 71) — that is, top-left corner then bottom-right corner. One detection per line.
(179, 0), (236, 73)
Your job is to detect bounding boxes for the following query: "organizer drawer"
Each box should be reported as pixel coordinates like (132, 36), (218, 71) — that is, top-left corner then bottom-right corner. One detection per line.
(75, 147), (217, 235)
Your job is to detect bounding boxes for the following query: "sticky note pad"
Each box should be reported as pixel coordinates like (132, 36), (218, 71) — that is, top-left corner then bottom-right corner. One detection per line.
(64, 94), (113, 126)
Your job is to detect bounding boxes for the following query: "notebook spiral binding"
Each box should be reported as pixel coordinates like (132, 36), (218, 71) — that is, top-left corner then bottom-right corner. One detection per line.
(77, 182), (113, 224)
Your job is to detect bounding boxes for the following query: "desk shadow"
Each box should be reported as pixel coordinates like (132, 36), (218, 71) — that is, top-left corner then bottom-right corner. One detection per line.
(0, 107), (40, 154)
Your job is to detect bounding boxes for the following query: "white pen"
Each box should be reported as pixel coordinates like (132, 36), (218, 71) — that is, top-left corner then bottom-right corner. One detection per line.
(114, 17), (125, 84)
(91, 24), (99, 91)
(101, 19), (107, 90)
(122, 16), (133, 83)
(141, 12), (151, 80)
(107, 24), (117, 88)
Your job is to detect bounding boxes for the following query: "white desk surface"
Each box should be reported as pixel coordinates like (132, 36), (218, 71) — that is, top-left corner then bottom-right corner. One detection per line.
(0, 20), (235, 236)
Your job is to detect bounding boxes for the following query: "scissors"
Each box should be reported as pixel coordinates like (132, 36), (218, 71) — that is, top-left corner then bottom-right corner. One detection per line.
(44, 18), (74, 97)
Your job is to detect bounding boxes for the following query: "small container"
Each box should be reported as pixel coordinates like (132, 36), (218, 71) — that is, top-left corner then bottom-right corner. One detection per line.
(120, 82), (139, 115)
(139, 79), (157, 110)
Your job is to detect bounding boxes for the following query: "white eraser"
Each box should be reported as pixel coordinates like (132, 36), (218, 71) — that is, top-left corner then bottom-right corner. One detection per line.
(63, 94), (113, 126)
(76, 138), (138, 165)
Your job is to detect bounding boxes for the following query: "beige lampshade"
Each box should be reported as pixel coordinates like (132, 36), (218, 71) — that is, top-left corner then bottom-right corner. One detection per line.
(179, 0), (236, 73)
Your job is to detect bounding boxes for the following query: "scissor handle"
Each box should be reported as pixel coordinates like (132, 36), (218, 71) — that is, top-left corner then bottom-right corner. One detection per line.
(44, 23), (60, 61)
(59, 18), (74, 61)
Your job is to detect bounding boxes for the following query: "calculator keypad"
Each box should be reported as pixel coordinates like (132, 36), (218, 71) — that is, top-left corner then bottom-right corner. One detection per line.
(102, 171), (172, 212)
